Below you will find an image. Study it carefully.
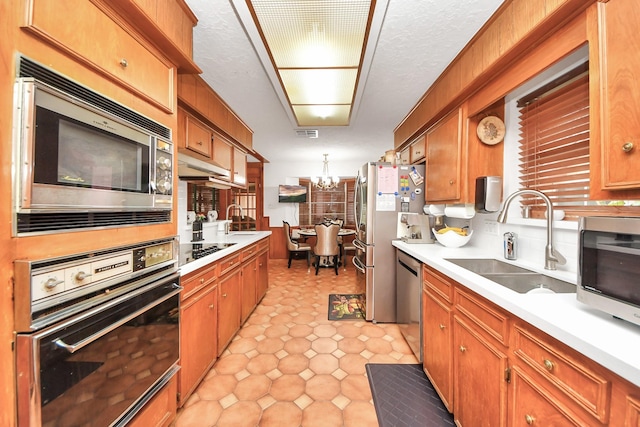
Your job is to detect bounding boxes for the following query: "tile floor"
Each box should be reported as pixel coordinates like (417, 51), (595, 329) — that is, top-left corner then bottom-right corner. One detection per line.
(174, 258), (418, 427)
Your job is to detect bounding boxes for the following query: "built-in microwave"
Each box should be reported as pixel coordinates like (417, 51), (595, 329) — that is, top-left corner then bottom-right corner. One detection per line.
(577, 216), (640, 327)
(12, 58), (173, 235)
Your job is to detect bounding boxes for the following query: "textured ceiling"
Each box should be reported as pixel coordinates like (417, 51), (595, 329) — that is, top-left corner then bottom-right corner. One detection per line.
(185, 0), (506, 164)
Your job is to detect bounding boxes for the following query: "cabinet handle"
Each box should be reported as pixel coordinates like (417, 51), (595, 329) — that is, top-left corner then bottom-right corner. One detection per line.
(459, 345), (466, 353)
(196, 140), (203, 145)
(209, 304), (214, 309)
(119, 58), (128, 67)
(200, 278), (205, 284)
(449, 179), (454, 185)
(622, 142), (634, 153)
(525, 414), (535, 425)
(222, 293), (227, 298)
(543, 359), (554, 371)
(439, 324), (445, 330)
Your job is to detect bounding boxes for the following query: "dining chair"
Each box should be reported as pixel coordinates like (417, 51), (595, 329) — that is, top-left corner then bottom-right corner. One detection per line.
(283, 221), (311, 268)
(312, 222), (340, 275)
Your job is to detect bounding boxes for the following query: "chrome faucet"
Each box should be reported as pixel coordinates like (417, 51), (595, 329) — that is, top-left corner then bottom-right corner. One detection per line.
(225, 204), (243, 234)
(496, 189), (566, 270)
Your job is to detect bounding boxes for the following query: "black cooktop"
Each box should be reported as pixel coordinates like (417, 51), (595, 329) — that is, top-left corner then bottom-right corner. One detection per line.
(179, 242), (237, 266)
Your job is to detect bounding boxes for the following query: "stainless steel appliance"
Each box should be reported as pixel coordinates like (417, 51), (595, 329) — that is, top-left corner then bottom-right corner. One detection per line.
(12, 57), (173, 235)
(396, 250), (422, 361)
(353, 162), (425, 322)
(14, 238), (181, 427)
(577, 216), (640, 327)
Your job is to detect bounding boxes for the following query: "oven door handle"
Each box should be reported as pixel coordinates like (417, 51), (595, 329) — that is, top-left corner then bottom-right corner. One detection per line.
(54, 283), (182, 354)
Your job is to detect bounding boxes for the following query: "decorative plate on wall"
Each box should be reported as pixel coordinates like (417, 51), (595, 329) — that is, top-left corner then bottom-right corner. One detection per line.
(476, 116), (505, 145)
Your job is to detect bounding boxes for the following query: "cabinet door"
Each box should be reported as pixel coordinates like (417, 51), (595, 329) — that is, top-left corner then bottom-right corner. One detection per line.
(257, 249), (269, 302)
(410, 135), (426, 163)
(241, 257), (258, 323)
(453, 315), (509, 427)
(218, 267), (241, 354)
(426, 110), (462, 202)
(423, 289), (453, 412)
(233, 147), (247, 186)
(510, 367), (584, 427)
(213, 134), (233, 171)
(597, 0), (640, 189)
(185, 115), (213, 158)
(399, 148), (410, 165)
(179, 285), (217, 405)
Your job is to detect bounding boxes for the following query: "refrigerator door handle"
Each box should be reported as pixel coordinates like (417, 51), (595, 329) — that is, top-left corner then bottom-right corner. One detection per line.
(353, 239), (367, 251)
(352, 256), (366, 273)
(354, 172), (362, 232)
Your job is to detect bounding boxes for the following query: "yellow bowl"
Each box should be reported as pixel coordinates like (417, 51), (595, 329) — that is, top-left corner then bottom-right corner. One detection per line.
(433, 229), (473, 248)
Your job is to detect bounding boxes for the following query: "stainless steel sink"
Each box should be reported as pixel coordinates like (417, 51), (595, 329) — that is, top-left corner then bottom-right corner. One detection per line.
(445, 258), (576, 294)
(445, 258), (533, 274)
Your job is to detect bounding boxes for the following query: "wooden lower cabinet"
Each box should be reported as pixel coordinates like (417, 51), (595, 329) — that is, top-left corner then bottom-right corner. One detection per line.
(422, 287), (453, 411)
(453, 314), (509, 427)
(257, 247), (269, 302)
(218, 263), (242, 354)
(241, 253), (258, 323)
(179, 284), (217, 406)
(128, 375), (177, 427)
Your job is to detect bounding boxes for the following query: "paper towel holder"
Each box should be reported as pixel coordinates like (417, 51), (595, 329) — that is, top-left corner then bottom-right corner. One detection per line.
(475, 176), (503, 213)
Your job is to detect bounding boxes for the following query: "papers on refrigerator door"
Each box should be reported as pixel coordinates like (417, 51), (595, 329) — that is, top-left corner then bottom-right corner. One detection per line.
(376, 193), (396, 211)
(376, 165), (398, 194)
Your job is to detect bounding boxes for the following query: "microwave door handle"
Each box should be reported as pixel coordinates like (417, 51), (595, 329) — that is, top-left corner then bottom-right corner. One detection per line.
(54, 284), (182, 354)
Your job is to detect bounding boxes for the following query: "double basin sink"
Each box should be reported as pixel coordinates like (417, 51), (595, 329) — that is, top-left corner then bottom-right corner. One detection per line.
(445, 258), (576, 294)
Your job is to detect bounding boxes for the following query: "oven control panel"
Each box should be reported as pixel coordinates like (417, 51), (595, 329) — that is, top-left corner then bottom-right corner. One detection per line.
(14, 237), (178, 331)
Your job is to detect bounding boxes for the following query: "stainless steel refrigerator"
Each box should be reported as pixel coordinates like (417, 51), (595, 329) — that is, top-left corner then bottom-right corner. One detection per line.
(353, 162), (425, 323)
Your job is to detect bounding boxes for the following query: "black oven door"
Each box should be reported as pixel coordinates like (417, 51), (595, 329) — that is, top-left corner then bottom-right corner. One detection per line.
(16, 274), (181, 427)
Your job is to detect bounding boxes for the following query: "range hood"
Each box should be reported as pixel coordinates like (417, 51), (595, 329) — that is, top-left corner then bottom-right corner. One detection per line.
(177, 153), (238, 189)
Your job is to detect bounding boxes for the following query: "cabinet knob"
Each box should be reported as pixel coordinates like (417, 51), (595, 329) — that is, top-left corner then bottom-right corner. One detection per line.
(119, 58), (128, 67)
(543, 359), (554, 371)
(439, 324), (445, 330)
(525, 414), (535, 425)
(200, 278), (205, 284)
(222, 293), (228, 298)
(196, 140), (203, 146)
(622, 142), (634, 153)
(209, 304), (214, 309)
(459, 345), (466, 353)
(449, 179), (454, 185)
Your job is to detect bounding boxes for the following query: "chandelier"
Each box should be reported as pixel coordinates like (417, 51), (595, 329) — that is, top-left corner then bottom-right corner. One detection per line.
(311, 154), (340, 190)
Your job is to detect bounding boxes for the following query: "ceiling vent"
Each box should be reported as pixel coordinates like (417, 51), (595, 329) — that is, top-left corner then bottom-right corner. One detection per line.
(296, 129), (319, 138)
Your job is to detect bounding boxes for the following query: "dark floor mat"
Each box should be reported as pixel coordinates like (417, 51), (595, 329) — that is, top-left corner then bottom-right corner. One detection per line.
(366, 363), (455, 427)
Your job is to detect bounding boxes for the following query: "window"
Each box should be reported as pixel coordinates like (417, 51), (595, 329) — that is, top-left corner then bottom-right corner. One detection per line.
(231, 183), (257, 230)
(517, 63), (639, 219)
(299, 178), (355, 227)
(187, 183), (219, 216)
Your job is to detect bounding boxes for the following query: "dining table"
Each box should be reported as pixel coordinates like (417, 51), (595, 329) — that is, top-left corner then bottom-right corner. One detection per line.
(294, 227), (356, 268)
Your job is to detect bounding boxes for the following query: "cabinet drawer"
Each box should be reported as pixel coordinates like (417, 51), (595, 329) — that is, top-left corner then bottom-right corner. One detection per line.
(242, 244), (258, 261)
(423, 265), (454, 303)
(454, 287), (509, 346)
(24, 0), (174, 112)
(512, 325), (611, 423)
(258, 238), (269, 252)
(181, 262), (218, 300)
(410, 135), (426, 163)
(185, 115), (212, 158)
(220, 253), (241, 276)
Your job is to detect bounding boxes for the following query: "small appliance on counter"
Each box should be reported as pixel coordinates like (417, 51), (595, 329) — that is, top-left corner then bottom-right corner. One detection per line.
(397, 212), (434, 243)
(192, 220), (204, 242)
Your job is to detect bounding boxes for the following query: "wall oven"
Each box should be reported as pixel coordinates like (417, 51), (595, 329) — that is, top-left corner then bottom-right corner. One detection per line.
(14, 238), (181, 427)
(12, 57), (173, 235)
(578, 216), (640, 327)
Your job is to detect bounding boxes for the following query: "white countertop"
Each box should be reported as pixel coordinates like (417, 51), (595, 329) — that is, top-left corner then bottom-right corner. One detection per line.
(179, 231), (271, 276)
(392, 240), (640, 388)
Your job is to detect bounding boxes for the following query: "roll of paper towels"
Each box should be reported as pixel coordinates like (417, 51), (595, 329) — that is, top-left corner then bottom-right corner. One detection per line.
(444, 205), (476, 219)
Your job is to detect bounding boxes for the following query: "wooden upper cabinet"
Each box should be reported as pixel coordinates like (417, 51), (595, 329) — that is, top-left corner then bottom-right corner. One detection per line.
(23, 0), (174, 112)
(185, 115), (212, 158)
(425, 109), (462, 202)
(213, 133), (233, 172)
(410, 135), (426, 163)
(233, 147), (247, 187)
(177, 74), (253, 152)
(595, 0), (640, 190)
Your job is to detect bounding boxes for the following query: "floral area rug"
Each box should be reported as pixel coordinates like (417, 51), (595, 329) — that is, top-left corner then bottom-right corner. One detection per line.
(328, 294), (366, 321)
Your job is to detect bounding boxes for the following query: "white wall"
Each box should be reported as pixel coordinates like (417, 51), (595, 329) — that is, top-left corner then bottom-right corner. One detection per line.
(263, 157), (370, 227)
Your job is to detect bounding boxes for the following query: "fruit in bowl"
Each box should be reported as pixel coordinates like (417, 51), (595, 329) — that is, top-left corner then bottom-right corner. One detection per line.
(433, 226), (473, 248)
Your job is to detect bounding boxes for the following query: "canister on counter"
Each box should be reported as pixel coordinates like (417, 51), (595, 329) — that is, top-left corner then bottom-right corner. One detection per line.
(504, 232), (517, 260)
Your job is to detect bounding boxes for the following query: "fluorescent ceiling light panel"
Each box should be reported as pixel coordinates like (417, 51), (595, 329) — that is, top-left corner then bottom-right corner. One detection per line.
(235, 0), (381, 127)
